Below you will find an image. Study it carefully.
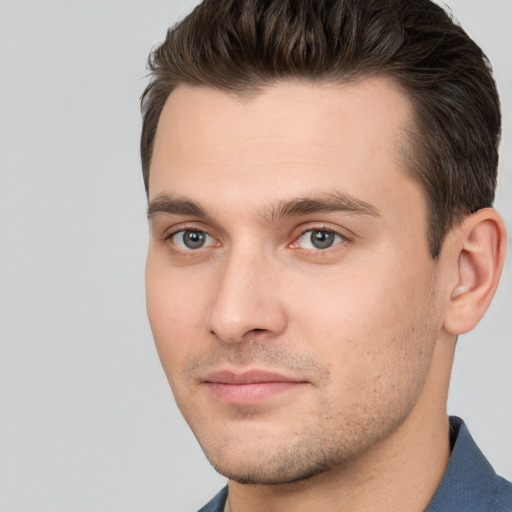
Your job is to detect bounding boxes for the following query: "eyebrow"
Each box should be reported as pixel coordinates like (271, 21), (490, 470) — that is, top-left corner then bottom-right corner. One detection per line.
(147, 194), (207, 220)
(263, 192), (381, 223)
(147, 191), (381, 223)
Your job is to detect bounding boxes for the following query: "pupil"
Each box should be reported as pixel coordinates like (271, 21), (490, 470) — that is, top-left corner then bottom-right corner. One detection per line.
(184, 231), (206, 249)
(311, 230), (334, 249)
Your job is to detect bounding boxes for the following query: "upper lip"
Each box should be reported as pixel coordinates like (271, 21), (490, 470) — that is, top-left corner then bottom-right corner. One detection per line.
(203, 369), (305, 384)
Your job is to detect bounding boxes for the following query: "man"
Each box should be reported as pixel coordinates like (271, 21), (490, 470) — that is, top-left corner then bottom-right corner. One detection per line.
(141, 0), (511, 510)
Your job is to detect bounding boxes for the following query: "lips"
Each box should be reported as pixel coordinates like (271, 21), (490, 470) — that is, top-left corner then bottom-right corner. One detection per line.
(203, 369), (307, 405)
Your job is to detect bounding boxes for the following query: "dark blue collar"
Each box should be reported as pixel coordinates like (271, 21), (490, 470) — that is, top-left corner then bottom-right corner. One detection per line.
(197, 486), (227, 512)
(426, 416), (511, 511)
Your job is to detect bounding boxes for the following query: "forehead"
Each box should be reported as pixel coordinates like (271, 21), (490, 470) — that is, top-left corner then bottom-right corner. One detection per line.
(149, 78), (423, 225)
(154, 78), (412, 161)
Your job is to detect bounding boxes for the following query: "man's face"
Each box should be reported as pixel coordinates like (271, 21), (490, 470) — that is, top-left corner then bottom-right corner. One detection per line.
(145, 78), (444, 484)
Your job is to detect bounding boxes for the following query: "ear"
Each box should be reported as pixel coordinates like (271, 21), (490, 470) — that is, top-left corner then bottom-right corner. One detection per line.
(443, 208), (507, 335)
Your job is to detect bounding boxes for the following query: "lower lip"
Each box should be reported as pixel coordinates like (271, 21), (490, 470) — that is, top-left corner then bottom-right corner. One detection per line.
(205, 381), (305, 405)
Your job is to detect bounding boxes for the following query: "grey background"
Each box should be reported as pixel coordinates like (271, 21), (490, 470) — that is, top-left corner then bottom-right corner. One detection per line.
(0, 1), (510, 511)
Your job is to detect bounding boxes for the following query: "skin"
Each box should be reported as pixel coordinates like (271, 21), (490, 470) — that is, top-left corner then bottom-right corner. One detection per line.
(145, 78), (506, 511)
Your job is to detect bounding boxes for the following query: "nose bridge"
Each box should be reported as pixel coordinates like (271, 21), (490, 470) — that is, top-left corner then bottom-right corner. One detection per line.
(207, 244), (286, 343)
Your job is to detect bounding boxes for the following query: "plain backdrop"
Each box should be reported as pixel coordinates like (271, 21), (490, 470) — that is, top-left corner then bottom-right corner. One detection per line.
(0, 1), (510, 511)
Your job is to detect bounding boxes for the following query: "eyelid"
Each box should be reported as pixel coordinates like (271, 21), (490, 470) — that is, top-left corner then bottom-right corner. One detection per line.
(173, 229), (216, 247)
(157, 221), (352, 253)
(160, 223), (222, 251)
(160, 221), (216, 240)
(289, 224), (352, 250)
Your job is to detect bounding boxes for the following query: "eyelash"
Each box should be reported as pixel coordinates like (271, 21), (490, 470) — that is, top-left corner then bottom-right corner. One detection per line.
(291, 226), (351, 251)
(163, 227), (217, 251)
(161, 225), (351, 254)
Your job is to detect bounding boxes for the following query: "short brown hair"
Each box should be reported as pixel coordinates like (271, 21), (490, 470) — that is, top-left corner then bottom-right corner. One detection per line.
(140, 0), (501, 258)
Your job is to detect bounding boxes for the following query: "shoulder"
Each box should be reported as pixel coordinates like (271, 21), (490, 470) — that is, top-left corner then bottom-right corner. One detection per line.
(426, 417), (512, 511)
(197, 486), (228, 512)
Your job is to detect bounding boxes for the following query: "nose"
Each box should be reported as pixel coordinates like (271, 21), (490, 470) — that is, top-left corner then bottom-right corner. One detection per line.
(206, 250), (288, 344)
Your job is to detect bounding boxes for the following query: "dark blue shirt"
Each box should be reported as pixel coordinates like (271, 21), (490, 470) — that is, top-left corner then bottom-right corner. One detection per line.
(198, 417), (512, 511)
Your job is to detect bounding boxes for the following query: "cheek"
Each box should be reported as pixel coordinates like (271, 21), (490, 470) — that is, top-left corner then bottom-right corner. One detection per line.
(289, 269), (437, 423)
(145, 255), (212, 375)
(286, 258), (434, 367)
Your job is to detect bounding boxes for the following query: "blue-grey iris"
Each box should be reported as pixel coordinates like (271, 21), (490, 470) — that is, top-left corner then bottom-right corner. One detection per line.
(311, 230), (335, 249)
(183, 230), (207, 249)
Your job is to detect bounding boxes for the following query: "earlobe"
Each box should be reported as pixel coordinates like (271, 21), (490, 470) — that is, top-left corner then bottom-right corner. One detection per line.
(443, 208), (507, 335)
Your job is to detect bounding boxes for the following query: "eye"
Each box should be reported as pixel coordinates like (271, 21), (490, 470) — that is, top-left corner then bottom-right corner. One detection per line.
(170, 229), (216, 250)
(296, 229), (344, 250)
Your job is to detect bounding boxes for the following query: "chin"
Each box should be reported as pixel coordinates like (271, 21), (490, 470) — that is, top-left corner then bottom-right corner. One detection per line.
(216, 464), (338, 486)
(199, 435), (360, 486)
(193, 399), (418, 486)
